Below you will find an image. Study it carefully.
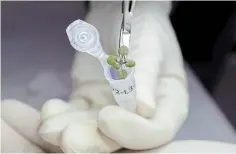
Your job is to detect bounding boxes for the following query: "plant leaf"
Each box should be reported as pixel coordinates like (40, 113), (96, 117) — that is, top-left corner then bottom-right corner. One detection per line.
(118, 45), (128, 56)
(112, 63), (121, 70)
(125, 59), (136, 67)
(118, 70), (128, 79)
(107, 56), (117, 65)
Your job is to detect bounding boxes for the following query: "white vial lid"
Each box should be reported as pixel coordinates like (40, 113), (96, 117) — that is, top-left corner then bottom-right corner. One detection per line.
(66, 19), (104, 58)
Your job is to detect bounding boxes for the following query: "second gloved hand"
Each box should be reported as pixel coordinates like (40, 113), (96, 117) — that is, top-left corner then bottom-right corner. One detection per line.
(38, 1), (189, 153)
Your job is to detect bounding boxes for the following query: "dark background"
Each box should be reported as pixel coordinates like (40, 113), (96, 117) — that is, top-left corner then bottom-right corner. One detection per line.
(170, 1), (236, 130)
(170, 1), (236, 93)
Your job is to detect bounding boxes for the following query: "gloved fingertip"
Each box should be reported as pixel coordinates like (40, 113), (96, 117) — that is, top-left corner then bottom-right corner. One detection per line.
(69, 98), (90, 110)
(38, 112), (81, 147)
(60, 122), (97, 153)
(40, 99), (75, 121)
(61, 121), (120, 153)
(38, 123), (61, 146)
(136, 100), (156, 118)
(134, 72), (158, 118)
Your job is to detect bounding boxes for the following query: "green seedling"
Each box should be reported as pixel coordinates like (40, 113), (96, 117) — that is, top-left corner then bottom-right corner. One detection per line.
(118, 70), (128, 79)
(107, 45), (136, 80)
(112, 63), (121, 70)
(118, 45), (128, 56)
(107, 56), (117, 65)
(125, 59), (136, 67)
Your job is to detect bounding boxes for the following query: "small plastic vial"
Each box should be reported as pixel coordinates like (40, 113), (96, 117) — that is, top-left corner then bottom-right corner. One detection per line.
(66, 19), (137, 112)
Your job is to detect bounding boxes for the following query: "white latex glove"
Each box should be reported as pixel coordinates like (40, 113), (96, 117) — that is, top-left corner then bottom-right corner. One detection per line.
(1, 99), (62, 153)
(2, 100), (236, 153)
(38, 1), (189, 153)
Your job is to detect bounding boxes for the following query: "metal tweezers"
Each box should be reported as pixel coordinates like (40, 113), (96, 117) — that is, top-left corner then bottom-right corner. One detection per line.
(119, 0), (136, 53)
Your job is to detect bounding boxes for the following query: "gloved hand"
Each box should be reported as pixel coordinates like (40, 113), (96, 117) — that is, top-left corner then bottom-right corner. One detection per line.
(38, 1), (189, 153)
(2, 100), (236, 153)
(1, 99), (62, 153)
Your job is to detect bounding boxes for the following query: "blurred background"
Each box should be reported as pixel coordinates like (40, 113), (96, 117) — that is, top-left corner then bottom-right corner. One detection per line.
(1, 1), (236, 144)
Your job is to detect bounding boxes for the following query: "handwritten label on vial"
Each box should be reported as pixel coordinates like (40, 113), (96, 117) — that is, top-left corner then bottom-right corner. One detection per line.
(112, 85), (135, 95)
